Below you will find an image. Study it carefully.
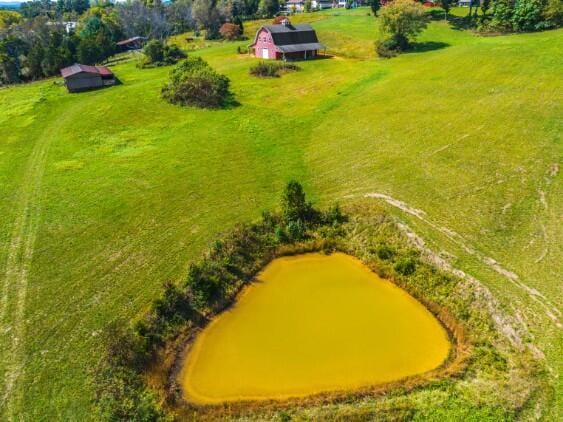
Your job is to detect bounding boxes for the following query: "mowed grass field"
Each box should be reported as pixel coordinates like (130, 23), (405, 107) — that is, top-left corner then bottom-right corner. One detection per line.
(0, 8), (561, 419)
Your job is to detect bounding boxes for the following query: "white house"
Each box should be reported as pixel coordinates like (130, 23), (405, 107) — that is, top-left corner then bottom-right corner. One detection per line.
(283, 0), (354, 11)
(46, 21), (77, 34)
(312, 0), (334, 8)
(458, 0), (480, 6)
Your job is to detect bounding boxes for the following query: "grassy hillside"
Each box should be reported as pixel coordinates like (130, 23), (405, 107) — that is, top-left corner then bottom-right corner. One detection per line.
(0, 8), (561, 420)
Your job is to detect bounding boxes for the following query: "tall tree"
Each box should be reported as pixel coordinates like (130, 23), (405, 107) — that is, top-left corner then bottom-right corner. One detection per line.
(258, 0), (279, 18)
(542, 0), (563, 27)
(368, 0), (381, 16)
(441, 0), (453, 20)
(117, 0), (171, 39)
(281, 181), (313, 224)
(490, 0), (514, 31)
(243, 0), (260, 15)
(77, 37), (104, 64)
(193, 0), (222, 39)
(0, 37), (28, 84)
(41, 30), (66, 75)
(26, 39), (45, 79)
(167, 0), (195, 34)
(480, 0), (491, 20)
(378, 0), (428, 50)
(0, 11), (22, 29)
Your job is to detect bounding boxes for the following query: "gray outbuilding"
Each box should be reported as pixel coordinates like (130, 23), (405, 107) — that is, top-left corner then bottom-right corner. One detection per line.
(60, 64), (116, 93)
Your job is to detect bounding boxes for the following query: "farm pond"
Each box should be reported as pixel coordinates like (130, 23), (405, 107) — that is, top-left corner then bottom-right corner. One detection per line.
(180, 253), (451, 404)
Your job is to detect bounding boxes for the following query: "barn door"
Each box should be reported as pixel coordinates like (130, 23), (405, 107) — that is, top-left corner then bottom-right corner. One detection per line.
(262, 48), (269, 59)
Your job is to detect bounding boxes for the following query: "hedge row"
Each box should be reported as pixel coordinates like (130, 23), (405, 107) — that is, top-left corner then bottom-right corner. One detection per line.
(93, 182), (344, 420)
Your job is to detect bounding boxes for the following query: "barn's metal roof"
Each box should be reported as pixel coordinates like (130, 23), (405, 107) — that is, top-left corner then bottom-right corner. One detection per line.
(60, 64), (113, 78)
(250, 22), (324, 49)
(116, 36), (146, 46)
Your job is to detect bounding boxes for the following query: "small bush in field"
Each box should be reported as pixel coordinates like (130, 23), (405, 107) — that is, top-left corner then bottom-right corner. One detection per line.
(163, 44), (186, 63)
(250, 61), (300, 78)
(161, 57), (231, 108)
(375, 38), (400, 58)
(140, 40), (186, 68)
(376, 244), (395, 260)
(394, 257), (417, 275)
(219, 23), (242, 40)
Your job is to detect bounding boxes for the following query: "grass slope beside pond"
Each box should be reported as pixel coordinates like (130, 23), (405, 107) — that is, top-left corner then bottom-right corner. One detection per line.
(0, 8), (561, 420)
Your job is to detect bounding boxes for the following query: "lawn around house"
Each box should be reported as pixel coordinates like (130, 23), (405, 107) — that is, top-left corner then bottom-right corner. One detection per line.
(0, 8), (561, 420)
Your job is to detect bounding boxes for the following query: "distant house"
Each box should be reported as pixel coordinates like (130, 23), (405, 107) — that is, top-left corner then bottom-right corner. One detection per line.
(282, 0), (354, 11)
(46, 20), (77, 34)
(116, 36), (147, 51)
(60, 64), (116, 93)
(458, 0), (479, 6)
(285, 0), (305, 11)
(63, 21), (77, 33)
(249, 19), (326, 60)
(312, 0), (334, 9)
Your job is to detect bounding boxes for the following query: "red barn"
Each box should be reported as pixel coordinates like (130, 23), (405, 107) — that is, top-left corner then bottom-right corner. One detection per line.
(249, 19), (326, 60)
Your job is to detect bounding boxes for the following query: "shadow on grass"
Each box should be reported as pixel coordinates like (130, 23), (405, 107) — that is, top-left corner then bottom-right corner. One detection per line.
(283, 53), (334, 62)
(448, 16), (479, 31)
(222, 92), (241, 109)
(427, 10), (477, 31)
(408, 41), (450, 53)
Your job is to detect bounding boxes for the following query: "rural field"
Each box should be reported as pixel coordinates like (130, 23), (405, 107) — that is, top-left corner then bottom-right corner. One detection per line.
(0, 7), (562, 420)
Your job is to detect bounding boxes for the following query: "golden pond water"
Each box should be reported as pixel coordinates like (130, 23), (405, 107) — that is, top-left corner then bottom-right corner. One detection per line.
(180, 253), (451, 404)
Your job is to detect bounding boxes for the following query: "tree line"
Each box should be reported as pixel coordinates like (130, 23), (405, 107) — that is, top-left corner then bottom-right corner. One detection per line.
(2, 0), (560, 84)
(0, 0), (282, 85)
(374, 0), (560, 57)
(434, 0), (561, 31)
(0, 0), (191, 84)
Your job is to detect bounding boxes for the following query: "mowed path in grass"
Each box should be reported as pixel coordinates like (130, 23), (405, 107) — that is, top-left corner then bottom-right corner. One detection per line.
(0, 99), (84, 418)
(0, 9), (561, 419)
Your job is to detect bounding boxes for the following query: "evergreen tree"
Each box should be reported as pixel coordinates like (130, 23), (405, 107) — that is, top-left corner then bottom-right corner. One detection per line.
(26, 40), (45, 79)
(511, 0), (543, 30)
(193, 0), (223, 39)
(369, 0), (381, 16)
(441, 0), (453, 19)
(0, 38), (27, 84)
(258, 0), (279, 17)
(281, 181), (314, 224)
(490, 0), (514, 30)
(480, 0), (491, 21)
(41, 31), (66, 76)
(233, 15), (244, 33)
(77, 37), (104, 65)
(542, 0), (563, 27)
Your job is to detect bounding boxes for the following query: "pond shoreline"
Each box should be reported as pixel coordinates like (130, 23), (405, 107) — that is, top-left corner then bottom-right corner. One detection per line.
(98, 198), (545, 421)
(149, 246), (471, 419)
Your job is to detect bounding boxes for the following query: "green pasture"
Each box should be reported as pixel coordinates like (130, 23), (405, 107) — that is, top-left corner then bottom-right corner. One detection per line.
(0, 8), (561, 420)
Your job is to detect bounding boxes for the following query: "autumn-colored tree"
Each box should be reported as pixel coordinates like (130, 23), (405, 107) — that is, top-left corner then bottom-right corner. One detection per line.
(219, 22), (242, 39)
